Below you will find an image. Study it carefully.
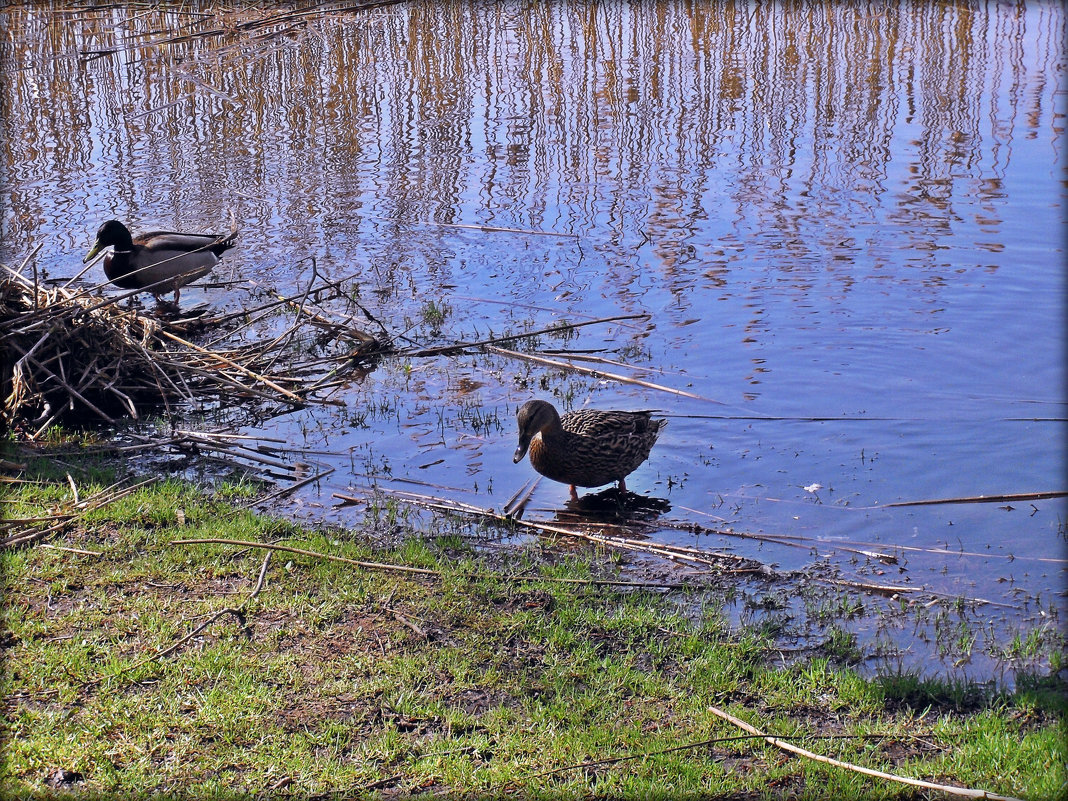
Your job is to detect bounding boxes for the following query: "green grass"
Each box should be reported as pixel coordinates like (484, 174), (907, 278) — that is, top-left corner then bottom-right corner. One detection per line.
(2, 451), (1066, 799)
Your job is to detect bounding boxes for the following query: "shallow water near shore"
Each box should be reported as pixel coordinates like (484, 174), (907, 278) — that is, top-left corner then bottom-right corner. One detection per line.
(2, 1), (1065, 683)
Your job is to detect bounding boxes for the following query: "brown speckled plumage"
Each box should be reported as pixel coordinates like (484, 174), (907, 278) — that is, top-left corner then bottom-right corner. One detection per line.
(513, 399), (665, 496)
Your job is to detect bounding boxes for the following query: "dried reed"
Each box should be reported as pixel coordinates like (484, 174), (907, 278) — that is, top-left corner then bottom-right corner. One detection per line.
(1, 265), (388, 438)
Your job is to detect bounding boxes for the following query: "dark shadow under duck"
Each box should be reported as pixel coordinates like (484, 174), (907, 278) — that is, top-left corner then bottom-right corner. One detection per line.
(84, 219), (237, 304)
(513, 399), (666, 500)
(562, 486), (671, 521)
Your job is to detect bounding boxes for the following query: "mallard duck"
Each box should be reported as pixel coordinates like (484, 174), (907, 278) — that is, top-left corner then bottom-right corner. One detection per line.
(84, 219), (237, 304)
(513, 399), (666, 499)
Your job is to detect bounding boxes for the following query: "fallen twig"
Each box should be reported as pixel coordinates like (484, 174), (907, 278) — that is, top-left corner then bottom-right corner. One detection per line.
(707, 706), (1024, 801)
(38, 544), (102, 557)
(173, 537), (700, 589)
(1, 478), (155, 548)
(159, 330), (305, 403)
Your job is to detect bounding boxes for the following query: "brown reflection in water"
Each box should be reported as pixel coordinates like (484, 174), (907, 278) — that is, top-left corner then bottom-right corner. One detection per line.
(0, 1), (1060, 279)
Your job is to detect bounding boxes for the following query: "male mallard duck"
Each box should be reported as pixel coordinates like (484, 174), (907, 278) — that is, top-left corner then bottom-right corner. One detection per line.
(513, 399), (666, 499)
(84, 219), (237, 304)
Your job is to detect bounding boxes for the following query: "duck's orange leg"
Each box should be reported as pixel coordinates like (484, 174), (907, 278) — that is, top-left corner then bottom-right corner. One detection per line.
(569, 485), (579, 501)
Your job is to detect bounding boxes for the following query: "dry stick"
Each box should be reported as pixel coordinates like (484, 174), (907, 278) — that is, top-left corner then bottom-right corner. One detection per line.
(236, 1), (408, 32)
(158, 330), (304, 403)
(249, 551), (272, 600)
(582, 536), (722, 570)
(12, 329), (53, 371)
(391, 609), (427, 638)
(585, 531), (751, 566)
(19, 350), (115, 423)
(12, 243), (44, 279)
(201, 295), (292, 332)
(85, 550), (273, 688)
(387, 491), (768, 573)
(486, 346), (715, 402)
(95, 610), (241, 685)
(2, 513), (64, 526)
(366, 489), (506, 517)
(174, 429), (288, 444)
(450, 294), (649, 327)
(193, 452), (292, 483)
(745, 518), (1059, 567)
(426, 220), (579, 238)
(184, 446), (295, 478)
(31, 408), (64, 441)
(664, 518), (899, 563)
(674, 506), (1068, 564)
(4, 516), (77, 545)
(133, 341), (196, 404)
(256, 269), (322, 372)
(108, 385), (138, 418)
(172, 538), (699, 589)
(2, 479), (154, 547)
(59, 255), (99, 290)
(819, 579), (1017, 609)
(39, 544), (102, 557)
(516, 734), (774, 783)
(150, 355), (290, 405)
(487, 506), (749, 567)
(707, 706), (1024, 801)
(268, 285), (378, 339)
(402, 313), (650, 357)
(175, 538), (441, 576)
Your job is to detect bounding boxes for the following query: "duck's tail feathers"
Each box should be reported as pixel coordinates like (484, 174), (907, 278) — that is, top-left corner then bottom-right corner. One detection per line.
(210, 228), (239, 255)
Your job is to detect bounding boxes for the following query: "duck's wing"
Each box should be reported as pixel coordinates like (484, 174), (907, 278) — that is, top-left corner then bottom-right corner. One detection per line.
(119, 233), (222, 286)
(136, 231), (237, 257)
(563, 410), (663, 440)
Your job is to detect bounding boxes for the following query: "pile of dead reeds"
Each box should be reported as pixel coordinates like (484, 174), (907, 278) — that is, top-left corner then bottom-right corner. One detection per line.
(0, 264), (388, 438)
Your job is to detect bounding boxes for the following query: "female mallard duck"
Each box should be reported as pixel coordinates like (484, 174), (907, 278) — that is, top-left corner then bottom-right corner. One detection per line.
(83, 219), (237, 304)
(513, 399), (666, 499)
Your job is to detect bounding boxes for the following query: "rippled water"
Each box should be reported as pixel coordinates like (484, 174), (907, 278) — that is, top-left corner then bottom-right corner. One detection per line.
(2, 1), (1065, 682)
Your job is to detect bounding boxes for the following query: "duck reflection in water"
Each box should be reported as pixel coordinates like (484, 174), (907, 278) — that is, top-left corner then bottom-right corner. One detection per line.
(560, 485), (671, 522)
(512, 399), (668, 510)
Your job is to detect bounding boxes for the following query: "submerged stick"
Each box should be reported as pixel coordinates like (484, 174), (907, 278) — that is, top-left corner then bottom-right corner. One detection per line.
(395, 219), (579, 238)
(402, 313), (650, 357)
(366, 487), (766, 573)
(883, 490), (1067, 507)
(486, 346), (716, 402)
